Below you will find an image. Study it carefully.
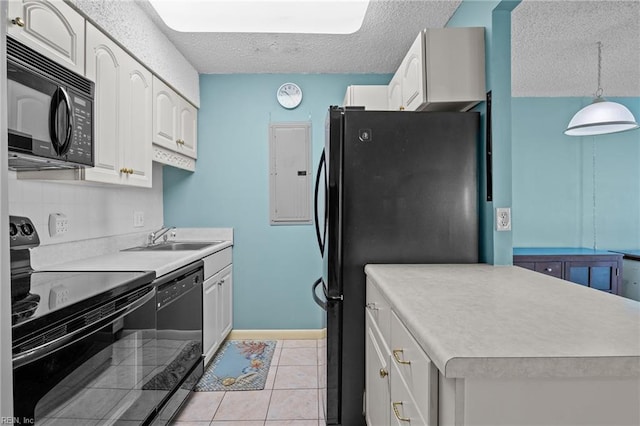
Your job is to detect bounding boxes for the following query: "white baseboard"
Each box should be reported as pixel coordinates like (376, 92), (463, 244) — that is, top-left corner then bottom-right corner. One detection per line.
(227, 329), (327, 340)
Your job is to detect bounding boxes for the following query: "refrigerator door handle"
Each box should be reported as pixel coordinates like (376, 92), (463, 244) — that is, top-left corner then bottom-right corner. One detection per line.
(312, 278), (327, 311)
(314, 149), (327, 255)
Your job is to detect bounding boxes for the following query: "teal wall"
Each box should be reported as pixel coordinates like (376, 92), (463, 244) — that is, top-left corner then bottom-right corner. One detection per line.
(512, 97), (640, 250)
(163, 74), (390, 329)
(447, 0), (521, 264)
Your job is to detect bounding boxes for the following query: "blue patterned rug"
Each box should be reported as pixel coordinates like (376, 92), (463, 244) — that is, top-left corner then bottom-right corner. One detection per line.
(195, 340), (276, 391)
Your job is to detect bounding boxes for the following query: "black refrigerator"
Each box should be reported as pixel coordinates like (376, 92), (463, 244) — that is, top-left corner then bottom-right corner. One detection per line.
(312, 106), (479, 425)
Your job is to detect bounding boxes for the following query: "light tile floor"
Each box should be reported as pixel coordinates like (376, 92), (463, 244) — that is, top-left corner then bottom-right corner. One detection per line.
(171, 339), (326, 426)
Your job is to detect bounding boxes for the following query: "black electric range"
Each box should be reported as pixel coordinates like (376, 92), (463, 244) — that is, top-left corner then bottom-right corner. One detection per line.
(9, 216), (162, 424)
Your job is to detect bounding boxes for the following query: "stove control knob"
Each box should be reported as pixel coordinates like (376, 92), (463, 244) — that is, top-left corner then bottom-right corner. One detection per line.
(20, 223), (34, 236)
(9, 223), (18, 237)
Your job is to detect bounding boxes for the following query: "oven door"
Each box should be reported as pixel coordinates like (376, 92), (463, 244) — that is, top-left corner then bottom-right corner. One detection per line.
(12, 286), (161, 425)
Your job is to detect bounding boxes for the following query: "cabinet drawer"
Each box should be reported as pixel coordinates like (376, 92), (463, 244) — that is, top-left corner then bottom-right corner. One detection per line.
(390, 311), (437, 425)
(366, 278), (391, 344)
(365, 310), (391, 426)
(203, 247), (232, 279)
(390, 361), (427, 426)
(534, 261), (562, 279)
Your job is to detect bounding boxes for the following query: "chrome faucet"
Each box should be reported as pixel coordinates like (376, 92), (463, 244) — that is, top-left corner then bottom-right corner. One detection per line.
(148, 226), (176, 245)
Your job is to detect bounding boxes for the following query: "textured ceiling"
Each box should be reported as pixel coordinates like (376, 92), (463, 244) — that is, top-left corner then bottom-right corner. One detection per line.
(139, 0), (640, 97)
(137, 0), (462, 74)
(512, 0), (640, 97)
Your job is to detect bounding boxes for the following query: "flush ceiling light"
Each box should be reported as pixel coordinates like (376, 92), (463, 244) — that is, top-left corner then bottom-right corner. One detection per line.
(148, 0), (370, 34)
(565, 42), (639, 136)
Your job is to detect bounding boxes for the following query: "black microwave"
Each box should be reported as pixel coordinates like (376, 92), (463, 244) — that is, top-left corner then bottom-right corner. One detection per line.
(7, 37), (94, 170)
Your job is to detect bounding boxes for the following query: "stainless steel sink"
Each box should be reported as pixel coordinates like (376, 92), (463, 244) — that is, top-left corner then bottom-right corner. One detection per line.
(122, 241), (224, 252)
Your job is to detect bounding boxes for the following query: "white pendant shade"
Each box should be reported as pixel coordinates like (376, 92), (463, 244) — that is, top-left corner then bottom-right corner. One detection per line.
(565, 98), (639, 136)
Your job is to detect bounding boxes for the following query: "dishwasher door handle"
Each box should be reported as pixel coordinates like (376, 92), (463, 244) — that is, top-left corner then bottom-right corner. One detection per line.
(12, 286), (156, 368)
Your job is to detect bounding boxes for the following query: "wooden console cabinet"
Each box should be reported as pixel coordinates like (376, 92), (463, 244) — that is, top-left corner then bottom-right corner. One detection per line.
(513, 247), (623, 295)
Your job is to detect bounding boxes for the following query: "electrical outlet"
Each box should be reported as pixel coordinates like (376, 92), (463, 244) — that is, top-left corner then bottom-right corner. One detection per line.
(48, 213), (68, 237)
(134, 211), (145, 228)
(49, 285), (70, 308)
(496, 207), (511, 231)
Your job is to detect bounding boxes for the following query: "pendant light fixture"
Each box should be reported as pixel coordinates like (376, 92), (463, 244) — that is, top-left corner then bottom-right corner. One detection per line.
(565, 42), (639, 136)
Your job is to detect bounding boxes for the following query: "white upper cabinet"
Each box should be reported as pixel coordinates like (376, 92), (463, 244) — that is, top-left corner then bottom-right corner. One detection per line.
(401, 33), (427, 112)
(389, 27), (486, 112)
(84, 23), (152, 187)
(343, 85), (389, 110)
(8, 0), (85, 75)
(153, 76), (198, 162)
(387, 72), (403, 111)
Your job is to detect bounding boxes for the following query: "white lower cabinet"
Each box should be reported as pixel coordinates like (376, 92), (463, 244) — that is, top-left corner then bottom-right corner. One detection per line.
(365, 279), (437, 426)
(203, 247), (233, 365)
(365, 310), (390, 426)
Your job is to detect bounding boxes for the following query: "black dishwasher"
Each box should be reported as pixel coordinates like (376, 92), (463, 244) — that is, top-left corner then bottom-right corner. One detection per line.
(150, 260), (204, 425)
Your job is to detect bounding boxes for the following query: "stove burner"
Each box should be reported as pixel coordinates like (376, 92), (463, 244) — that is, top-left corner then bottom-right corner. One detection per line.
(12, 293), (40, 325)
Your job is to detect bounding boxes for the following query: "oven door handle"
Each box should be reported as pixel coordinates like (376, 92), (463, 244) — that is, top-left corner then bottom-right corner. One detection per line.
(12, 286), (156, 368)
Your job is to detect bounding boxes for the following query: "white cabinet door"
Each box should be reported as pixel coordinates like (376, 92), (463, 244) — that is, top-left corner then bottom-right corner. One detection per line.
(152, 77), (178, 149)
(365, 311), (390, 426)
(178, 102), (197, 158)
(153, 76), (198, 159)
(8, 0), (85, 75)
(120, 54), (152, 187)
(387, 70), (403, 111)
(343, 85), (389, 110)
(401, 32), (426, 112)
(85, 24), (121, 185)
(203, 274), (220, 365)
(218, 264), (233, 341)
(85, 23), (152, 187)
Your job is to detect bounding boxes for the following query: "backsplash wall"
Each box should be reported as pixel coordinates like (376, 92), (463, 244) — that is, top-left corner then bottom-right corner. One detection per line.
(8, 163), (164, 247)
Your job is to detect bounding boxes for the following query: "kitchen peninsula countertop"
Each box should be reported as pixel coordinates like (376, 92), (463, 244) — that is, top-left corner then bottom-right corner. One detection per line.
(364, 264), (640, 379)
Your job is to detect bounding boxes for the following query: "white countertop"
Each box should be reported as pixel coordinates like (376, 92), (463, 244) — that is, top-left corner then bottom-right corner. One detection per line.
(40, 228), (232, 277)
(364, 264), (640, 379)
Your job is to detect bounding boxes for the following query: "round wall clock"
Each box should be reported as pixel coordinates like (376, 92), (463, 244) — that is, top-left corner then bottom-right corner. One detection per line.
(276, 82), (303, 109)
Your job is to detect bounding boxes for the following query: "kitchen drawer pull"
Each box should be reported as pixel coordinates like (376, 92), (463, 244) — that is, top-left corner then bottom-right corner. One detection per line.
(545, 267), (553, 272)
(392, 402), (410, 422)
(365, 302), (378, 311)
(379, 368), (388, 378)
(393, 349), (411, 365)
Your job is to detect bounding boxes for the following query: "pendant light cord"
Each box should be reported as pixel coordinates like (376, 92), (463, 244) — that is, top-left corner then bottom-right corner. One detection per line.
(595, 41), (603, 98)
(592, 137), (597, 251)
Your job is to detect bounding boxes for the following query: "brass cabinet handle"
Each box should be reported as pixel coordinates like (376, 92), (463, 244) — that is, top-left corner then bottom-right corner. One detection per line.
(392, 349), (411, 365)
(128, 168), (134, 174)
(399, 106), (405, 111)
(119, 167), (126, 174)
(365, 302), (378, 311)
(392, 402), (410, 422)
(12, 17), (25, 27)
(176, 139), (185, 145)
(379, 368), (388, 378)
(120, 168), (134, 175)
